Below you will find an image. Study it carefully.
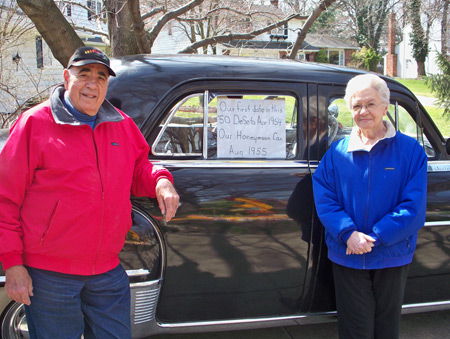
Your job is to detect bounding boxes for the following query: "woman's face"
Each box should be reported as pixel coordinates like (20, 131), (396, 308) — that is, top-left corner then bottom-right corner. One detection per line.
(350, 86), (388, 133)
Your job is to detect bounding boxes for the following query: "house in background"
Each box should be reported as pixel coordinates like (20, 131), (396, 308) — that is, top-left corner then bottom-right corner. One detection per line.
(0, 1), (108, 118)
(385, 13), (445, 78)
(217, 15), (359, 66)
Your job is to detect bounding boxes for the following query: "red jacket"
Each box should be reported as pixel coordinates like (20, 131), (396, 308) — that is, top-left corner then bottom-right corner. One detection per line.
(0, 86), (173, 275)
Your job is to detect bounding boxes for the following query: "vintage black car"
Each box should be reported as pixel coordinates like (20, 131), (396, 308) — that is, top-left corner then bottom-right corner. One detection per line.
(1, 55), (450, 338)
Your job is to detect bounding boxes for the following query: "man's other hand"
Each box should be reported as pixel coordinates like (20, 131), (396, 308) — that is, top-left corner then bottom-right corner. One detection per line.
(5, 265), (33, 305)
(155, 179), (179, 222)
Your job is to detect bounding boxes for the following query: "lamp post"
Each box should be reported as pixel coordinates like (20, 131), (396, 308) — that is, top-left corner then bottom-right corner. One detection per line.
(12, 52), (21, 71)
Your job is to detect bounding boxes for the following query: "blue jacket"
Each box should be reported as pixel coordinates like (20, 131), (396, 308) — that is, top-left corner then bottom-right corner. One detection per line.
(312, 129), (427, 270)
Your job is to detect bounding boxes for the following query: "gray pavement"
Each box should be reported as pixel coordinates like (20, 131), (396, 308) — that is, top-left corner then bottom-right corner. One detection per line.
(416, 95), (438, 107)
(150, 309), (450, 338)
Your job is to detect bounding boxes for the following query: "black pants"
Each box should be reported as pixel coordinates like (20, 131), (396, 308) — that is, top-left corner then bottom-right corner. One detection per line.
(332, 263), (409, 339)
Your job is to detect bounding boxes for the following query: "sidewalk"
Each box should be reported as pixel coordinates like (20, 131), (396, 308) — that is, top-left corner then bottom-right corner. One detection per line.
(416, 95), (438, 107)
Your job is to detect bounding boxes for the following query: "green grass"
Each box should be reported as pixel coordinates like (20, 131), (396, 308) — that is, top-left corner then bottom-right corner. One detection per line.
(424, 106), (450, 138)
(395, 78), (449, 138)
(395, 78), (433, 97)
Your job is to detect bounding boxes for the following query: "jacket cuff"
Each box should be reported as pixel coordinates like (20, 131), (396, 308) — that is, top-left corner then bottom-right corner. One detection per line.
(153, 167), (174, 185)
(368, 232), (381, 247)
(1, 254), (23, 271)
(340, 229), (356, 244)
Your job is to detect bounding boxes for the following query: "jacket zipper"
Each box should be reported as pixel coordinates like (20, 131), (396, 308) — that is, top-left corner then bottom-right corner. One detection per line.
(92, 129), (105, 275)
(40, 198), (61, 245)
(362, 152), (373, 269)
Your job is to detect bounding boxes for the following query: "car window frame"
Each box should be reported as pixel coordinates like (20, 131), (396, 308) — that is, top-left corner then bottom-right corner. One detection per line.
(146, 81), (307, 162)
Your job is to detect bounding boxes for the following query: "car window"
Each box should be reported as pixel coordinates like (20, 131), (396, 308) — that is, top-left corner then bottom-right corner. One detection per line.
(327, 98), (436, 158)
(153, 94), (204, 156)
(152, 92), (299, 160)
(387, 103), (436, 157)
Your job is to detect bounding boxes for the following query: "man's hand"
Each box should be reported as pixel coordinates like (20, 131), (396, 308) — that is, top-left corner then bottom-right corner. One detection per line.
(155, 178), (179, 222)
(5, 265), (33, 305)
(346, 231), (375, 255)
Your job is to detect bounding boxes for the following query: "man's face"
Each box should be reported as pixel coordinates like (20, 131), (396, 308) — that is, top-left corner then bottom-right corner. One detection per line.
(63, 63), (109, 116)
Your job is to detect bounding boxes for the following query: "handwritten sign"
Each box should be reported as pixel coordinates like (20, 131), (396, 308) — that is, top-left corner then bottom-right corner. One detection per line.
(217, 98), (286, 159)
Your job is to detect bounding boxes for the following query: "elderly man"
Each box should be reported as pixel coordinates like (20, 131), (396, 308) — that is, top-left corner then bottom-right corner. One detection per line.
(0, 47), (179, 338)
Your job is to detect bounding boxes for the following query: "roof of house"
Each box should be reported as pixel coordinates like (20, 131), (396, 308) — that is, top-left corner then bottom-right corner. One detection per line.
(305, 34), (359, 50)
(222, 34), (359, 52)
(222, 40), (319, 52)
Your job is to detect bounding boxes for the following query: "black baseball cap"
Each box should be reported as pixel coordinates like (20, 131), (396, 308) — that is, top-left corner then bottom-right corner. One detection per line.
(67, 46), (116, 76)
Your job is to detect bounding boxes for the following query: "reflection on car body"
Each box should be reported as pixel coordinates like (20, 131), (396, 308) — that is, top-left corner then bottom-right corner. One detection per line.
(1, 55), (450, 338)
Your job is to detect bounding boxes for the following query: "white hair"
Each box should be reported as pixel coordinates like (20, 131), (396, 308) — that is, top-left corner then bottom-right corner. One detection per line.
(344, 74), (390, 108)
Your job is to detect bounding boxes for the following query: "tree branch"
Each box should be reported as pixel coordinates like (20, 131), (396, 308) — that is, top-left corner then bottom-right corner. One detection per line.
(147, 0), (205, 52)
(179, 14), (298, 54)
(288, 0), (337, 59)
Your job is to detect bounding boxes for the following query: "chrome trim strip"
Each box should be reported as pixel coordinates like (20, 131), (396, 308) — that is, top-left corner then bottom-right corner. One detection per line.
(427, 161), (450, 172)
(130, 279), (161, 289)
(155, 300), (450, 333)
(424, 221), (450, 227)
(126, 269), (150, 278)
(402, 300), (450, 313)
(150, 160), (310, 168)
(157, 312), (337, 332)
(203, 90), (209, 159)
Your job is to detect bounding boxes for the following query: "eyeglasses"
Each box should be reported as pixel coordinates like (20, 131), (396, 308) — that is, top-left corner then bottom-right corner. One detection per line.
(351, 102), (381, 112)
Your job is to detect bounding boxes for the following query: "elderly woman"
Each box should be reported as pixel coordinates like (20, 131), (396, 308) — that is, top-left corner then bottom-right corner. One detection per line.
(312, 74), (427, 339)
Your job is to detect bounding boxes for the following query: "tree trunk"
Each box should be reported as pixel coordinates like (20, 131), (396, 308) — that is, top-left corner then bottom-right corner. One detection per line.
(417, 61), (426, 78)
(17, 0), (83, 67)
(105, 0), (140, 56)
(442, 0), (449, 59)
(128, 0), (151, 54)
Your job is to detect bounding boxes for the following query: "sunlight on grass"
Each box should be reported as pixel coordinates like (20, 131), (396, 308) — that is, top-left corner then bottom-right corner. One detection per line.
(395, 78), (433, 97)
(394, 78), (449, 138)
(425, 106), (450, 138)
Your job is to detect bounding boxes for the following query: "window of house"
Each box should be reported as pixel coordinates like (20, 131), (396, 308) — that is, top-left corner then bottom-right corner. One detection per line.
(87, 1), (92, 20)
(36, 37), (43, 69)
(152, 92), (298, 160)
(328, 98), (436, 157)
(270, 24), (288, 39)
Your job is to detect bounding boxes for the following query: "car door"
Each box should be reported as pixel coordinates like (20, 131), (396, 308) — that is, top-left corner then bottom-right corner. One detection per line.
(318, 84), (450, 307)
(134, 80), (324, 322)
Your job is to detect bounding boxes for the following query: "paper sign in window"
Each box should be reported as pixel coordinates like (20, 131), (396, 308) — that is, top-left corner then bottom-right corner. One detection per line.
(217, 98), (286, 159)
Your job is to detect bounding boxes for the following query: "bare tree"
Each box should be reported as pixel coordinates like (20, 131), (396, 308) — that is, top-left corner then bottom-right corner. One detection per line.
(288, 0), (337, 59)
(17, 0), (83, 67)
(339, 0), (400, 52)
(0, 1), (54, 127)
(17, 0), (307, 61)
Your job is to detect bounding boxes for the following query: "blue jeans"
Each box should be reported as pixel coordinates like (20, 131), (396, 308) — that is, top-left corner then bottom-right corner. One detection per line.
(24, 265), (131, 339)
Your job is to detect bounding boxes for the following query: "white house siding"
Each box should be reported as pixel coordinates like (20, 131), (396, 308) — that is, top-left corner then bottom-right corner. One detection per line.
(1, 1), (109, 115)
(394, 23), (442, 79)
(151, 22), (197, 54)
(63, 0), (108, 33)
(0, 28), (62, 115)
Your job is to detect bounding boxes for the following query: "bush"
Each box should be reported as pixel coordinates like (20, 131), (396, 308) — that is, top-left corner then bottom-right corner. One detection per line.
(315, 49), (329, 63)
(349, 47), (382, 72)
